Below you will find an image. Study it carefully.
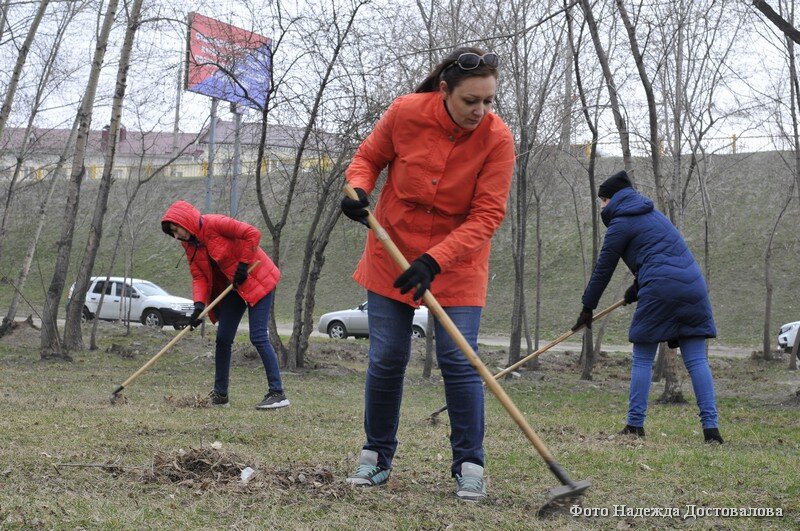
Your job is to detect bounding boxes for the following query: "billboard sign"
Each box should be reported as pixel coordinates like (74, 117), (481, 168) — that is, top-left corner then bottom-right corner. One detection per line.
(186, 13), (272, 110)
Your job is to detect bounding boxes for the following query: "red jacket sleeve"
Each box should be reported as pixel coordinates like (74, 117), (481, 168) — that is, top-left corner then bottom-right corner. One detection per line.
(426, 132), (515, 269)
(345, 99), (400, 194)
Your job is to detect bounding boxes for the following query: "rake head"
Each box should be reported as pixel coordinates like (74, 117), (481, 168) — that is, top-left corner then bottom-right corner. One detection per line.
(110, 385), (125, 404)
(537, 479), (591, 517)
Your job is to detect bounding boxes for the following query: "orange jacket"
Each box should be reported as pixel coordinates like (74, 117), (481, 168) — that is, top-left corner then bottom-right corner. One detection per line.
(162, 201), (281, 322)
(346, 91), (515, 307)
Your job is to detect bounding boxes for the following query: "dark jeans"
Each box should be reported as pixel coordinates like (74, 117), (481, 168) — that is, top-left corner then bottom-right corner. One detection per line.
(214, 289), (283, 396)
(363, 291), (484, 476)
(628, 337), (719, 429)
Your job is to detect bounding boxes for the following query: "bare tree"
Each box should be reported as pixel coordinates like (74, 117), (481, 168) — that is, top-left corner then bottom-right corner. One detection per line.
(40, 0), (120, 360)
(567, 3), (601, 379)
(64, 0), (145, 352)
(616, 0), (667, 210)
(0, 0), (77, 266)
(579, 0), (633, 173)
(0, 0), (50, 142)
(490, 0), (566, 368)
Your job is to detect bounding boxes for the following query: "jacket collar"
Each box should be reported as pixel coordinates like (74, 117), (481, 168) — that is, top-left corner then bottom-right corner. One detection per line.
(433, 95), (475, 140)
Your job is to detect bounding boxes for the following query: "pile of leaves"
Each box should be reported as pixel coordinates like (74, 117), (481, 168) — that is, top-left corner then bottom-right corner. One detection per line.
(140, 446), (346, 497)
(163, 394), (211, 408)
(142, 447), (247, 486)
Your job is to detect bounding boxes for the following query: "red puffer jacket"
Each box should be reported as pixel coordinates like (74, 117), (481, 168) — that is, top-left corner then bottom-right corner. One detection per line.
(162, 201), (281, 322)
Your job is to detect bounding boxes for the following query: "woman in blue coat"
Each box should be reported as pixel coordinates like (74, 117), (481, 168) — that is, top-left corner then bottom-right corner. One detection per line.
(573, 171), (723, 443)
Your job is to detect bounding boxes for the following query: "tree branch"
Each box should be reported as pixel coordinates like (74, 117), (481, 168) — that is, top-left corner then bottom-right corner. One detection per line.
(753, 0), (800, 45)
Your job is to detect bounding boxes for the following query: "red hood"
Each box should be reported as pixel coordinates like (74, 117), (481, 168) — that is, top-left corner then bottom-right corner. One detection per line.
(162, 201), (202, 236)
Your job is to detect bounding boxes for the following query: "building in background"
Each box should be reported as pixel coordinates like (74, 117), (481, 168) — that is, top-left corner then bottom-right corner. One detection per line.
(0, 120), (336, 182)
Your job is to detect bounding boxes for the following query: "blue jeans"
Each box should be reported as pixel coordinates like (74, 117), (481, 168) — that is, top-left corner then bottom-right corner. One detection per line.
(628, 337), (718, 429)
(363, 291), (484, 476)
(214, 289), (283, 396)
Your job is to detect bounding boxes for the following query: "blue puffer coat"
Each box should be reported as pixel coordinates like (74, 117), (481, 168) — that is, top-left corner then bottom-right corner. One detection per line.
(581, 187), (716, 343)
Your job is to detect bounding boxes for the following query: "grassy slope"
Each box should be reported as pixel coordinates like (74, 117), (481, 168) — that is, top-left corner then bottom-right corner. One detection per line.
(1, 151), (798, 347)
(0, 323), (797, 529)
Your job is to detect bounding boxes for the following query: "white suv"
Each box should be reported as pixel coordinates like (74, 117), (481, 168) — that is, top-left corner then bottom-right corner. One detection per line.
(67, 277), (194, 329)
(777, 321), (800, 354)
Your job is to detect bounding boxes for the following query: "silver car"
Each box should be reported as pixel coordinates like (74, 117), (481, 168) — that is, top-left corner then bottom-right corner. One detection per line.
(778, 320), (800, 354)
(317, 301), (430, 339)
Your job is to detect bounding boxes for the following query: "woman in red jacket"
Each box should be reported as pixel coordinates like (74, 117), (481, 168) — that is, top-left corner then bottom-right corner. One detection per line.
(341, 47), (515, 500)
(161, 200), (288, 409)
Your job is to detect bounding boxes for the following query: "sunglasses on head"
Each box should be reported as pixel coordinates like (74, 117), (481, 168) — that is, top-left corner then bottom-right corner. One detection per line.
(451, 52), (499, 70)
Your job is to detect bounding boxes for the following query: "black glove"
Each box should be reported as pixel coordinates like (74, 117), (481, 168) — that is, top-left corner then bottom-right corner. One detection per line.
(393, 253), (441, 301)
(189, 302), (205, 329)
(624, 279), (639, 305)
(571, 307), (593, 331)
(233, 262), (248, 288)
(341, 187), (369, 226)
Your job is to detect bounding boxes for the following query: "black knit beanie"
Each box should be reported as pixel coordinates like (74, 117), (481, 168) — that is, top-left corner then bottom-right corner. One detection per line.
(598, 170), (633, 199)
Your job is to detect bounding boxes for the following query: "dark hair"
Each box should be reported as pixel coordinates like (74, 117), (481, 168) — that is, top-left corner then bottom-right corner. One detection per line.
(414, 46), (499, 94)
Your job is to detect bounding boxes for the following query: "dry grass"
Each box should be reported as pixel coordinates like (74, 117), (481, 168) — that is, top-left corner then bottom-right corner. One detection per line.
(1, 321), (798, 529)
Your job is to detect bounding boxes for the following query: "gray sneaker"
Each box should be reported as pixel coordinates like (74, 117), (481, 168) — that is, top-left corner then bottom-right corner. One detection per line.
(455, 462), (487, 501)
(346, 449), (390, 486)
(256, 391), (290, 409)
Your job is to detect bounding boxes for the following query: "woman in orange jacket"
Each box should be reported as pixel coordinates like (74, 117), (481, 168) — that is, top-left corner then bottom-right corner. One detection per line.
(161, 200), (288, 410)
(341, 47), (515, 500)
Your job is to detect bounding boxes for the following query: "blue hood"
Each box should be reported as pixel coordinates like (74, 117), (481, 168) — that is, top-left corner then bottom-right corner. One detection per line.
(601, 187), (653, 227)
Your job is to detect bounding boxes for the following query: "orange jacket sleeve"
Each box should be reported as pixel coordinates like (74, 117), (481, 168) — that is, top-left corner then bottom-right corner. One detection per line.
(345, 100), (399, 194)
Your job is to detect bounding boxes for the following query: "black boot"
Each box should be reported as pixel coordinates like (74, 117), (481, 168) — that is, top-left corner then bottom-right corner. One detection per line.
(619, 424), (645, 437)
(703, 427), (724, 444)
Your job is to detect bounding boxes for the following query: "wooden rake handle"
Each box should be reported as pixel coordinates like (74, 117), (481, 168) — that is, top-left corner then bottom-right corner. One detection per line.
(427, 299), (625, 419)
(344, 184), (560, 463)
(111, 261), (260, 396)
(493, 299), (626, 379)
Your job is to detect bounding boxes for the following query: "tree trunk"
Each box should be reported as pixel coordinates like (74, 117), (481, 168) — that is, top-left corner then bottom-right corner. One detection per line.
(616, 0), (665, 209)
(669, 1), (686, 229)
(0, 0), (50, 141)
(286, 159), (347, 369)
(568, 8), (601, 370)
(0, 0), (12, 44)
(579, 0), (633, 172)
(753, 0), (800, 45)
(763, 192), (793, 359)
(254, 2), (365, 368)
(530, 199), (540, 352)
(0, 0), (55, 263)
(64, 0), (143, 352)
(560, 37), (573, 150)
(40, 0), (120, 360)
(508, 155), (528, 366)
(593, 277), (628, 358)
(656, 346), (687, 404)
(0, 120), (79, 337)
(657, 2), (687, 403)
(580, 327), (594, 380)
